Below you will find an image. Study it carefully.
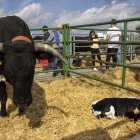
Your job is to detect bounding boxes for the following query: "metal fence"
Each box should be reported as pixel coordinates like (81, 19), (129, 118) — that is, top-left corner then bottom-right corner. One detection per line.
(31, 17), (140, 93)
(62, 17), (140, 94)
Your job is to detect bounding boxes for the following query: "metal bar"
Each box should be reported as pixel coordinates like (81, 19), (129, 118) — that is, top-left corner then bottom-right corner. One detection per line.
(71, 52), (140, 57)
(69, 40), (140, 45)
(126, 30), (140, 33)
(35, 69), (63, 74)
(30, 17), (140, 31)
(70, 51), (140, 57)
(122, 21), (127, 87)
(71, 65), (108, 69)
(63, 24), (67, 76)
(70, 27), (140, 33)
(67, 26), (71, 75)
(130, 34), (133, 61)
(30, 27), (62, 31)
(70, 27), (124, 31)
(34, 40), (140, 45)
(63, 24), (70, 76)
(34, 40), (63, 44)
(70, 70), (140, 94)
(70, 17), (140, 28)
(80, 57), (140, 69)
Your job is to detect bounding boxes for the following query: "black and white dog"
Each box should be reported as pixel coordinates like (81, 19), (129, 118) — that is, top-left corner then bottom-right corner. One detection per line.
(91, 98), (140, 122)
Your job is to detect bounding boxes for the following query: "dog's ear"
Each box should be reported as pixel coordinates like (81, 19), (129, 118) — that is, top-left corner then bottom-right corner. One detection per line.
(133, 107), (140, 115)
(133, 107), (140, 123)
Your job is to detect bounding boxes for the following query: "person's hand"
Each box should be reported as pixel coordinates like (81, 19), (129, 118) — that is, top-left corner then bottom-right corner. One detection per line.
(105, 45), (108, 49)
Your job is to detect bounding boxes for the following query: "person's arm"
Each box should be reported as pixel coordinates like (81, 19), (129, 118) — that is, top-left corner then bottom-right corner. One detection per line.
(106, 29), (110, 41)
(45, 33), (54, 42)
(106, 34), (110, 41)
(119, 32), (123, 41)
(106, 32), (110, 49)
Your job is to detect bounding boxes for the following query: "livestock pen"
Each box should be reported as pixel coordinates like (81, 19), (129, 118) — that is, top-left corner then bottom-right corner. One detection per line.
(0, 17), (140, 140)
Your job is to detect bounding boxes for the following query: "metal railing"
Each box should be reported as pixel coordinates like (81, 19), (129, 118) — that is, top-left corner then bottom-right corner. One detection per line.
(62, 17), (140, 93)
(31, 17), (140, 93)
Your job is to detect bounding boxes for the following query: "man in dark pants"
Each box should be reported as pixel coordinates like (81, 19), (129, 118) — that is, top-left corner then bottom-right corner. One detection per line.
(106, 19), (122, 69)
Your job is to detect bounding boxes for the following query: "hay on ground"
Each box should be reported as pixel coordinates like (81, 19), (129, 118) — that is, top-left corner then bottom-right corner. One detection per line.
(91, 57), (140, 90)
(0, 56), (140, 140)
(0, 75), (140, 140)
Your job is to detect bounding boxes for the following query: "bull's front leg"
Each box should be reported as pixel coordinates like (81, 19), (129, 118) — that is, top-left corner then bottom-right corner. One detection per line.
(0, 81), (8, 117)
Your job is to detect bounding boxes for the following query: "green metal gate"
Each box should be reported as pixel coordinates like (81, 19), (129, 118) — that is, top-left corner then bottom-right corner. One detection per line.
(31, 17), (140, 93)
(62, 17), (140, 94)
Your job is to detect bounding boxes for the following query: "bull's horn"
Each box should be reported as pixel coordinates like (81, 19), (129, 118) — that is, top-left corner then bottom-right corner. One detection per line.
(35, 42), (66, 64)
(0, 43), (3, 51)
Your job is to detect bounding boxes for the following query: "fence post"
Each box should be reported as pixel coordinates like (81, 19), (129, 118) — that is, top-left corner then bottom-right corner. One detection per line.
(122, 20), (127, 88)
(63, 24), (70, 76)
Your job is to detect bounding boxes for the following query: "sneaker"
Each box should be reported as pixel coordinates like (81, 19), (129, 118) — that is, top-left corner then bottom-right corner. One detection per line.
(93, 68), (98, 71)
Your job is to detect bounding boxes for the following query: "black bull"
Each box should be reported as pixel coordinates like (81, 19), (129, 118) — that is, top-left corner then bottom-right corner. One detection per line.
(0, 16), (66, 116)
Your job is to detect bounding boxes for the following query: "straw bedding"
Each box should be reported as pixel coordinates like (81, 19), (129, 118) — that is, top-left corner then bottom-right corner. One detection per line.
(0, 65), (140, 139)
(91, 56), (140, 90)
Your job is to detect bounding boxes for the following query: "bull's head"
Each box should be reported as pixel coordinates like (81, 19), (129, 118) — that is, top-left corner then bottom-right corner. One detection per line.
(0, 36), (66, 112)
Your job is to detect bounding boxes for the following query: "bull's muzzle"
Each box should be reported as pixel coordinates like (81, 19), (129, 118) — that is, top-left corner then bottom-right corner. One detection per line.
(13, 97), (32, 108)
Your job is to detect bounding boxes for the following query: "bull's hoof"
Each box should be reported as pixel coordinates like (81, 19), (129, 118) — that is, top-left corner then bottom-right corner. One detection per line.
(0, 111), (8, 117)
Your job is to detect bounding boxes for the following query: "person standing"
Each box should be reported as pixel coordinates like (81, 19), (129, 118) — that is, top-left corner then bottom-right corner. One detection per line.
(106, 19), (122, 69)
(39, 25), (54, 71)
(42, 25), (60, 77)
(52, 25), (63, 54)
(51, 25), (63, 76)
(89, 30), (102, 71)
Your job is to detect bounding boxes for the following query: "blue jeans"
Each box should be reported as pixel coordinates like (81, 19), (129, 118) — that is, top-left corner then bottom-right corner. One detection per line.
(117, 46), (121, 64)
(49, 57), (59, 77)
(49, 48), (63, 77)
